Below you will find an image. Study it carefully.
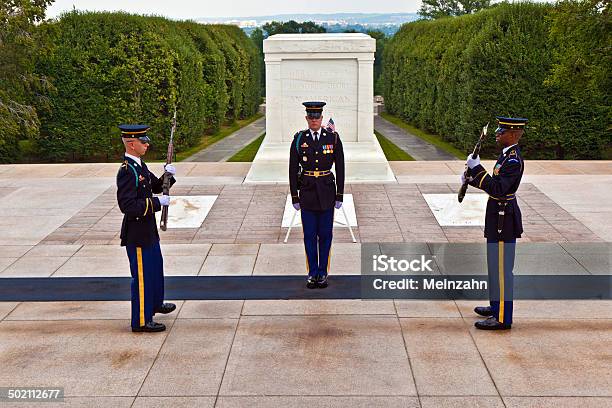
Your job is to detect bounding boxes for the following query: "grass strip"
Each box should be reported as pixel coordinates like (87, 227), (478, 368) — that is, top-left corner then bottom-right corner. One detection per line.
(374, 130), (415, 161)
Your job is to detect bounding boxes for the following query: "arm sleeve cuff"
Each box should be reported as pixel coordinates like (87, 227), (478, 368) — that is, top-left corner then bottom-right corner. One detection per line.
(152, 197), (162, 212)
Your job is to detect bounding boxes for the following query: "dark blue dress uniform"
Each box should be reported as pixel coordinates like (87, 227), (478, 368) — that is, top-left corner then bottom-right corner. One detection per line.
(116, 125), (175, 329)
(289, 102), (345, 284)
(467, 117), (527, 328)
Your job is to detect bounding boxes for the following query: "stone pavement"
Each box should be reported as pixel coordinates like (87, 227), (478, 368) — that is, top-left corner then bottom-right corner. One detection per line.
(183, 117), (265, 162)
(0, 161), (611, 407)
(374, 116), (458, 160)
(0, 299), (611, 407)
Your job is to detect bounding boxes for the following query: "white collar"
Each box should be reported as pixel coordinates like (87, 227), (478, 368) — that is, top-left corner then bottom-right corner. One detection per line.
(309, 128), (322, 138)
(503, 144), (518, 155)
(125, 153), (141, 166)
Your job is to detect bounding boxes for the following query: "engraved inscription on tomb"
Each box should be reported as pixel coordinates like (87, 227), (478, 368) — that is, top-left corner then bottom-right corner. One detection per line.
(280, 59), (358, 142)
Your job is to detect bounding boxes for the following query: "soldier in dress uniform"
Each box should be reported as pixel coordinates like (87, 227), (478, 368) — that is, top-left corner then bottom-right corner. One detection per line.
(463, 116), (527, 330)
(289, 102), (345, 289)
(117, 124), (177, 332)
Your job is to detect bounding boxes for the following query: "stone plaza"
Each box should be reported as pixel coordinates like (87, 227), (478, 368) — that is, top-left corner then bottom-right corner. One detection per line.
(0, 160), (610, 407)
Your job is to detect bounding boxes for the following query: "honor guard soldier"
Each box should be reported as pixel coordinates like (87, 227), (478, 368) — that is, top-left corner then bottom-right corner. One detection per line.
(463, 116), (527, 330)
(289, 102), (345, 289)
(117, 124), (177, 332)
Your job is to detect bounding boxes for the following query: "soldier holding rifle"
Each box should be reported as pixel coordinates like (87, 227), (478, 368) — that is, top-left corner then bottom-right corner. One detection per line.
(462, 116), (527, 330)
(116, 123), (177, 332)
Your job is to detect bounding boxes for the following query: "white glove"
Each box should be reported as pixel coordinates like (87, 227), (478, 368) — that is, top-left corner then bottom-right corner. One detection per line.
(466, 154), (480, 169)
(158, 195), (170, 206)
(461, 173), (473, 184)
(164, 164), (176, 176)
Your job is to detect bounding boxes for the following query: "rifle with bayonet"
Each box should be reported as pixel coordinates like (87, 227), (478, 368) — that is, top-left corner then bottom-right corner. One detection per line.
(160, 108), (177, 231)
(458, 122), (489, 203)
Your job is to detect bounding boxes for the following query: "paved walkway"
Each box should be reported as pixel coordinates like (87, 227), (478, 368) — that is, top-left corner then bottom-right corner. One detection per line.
(0, 161), (610, 407)
(374, 116), (458, 161)
(1, 298), (610, 407)
(183, 117), (265, 162)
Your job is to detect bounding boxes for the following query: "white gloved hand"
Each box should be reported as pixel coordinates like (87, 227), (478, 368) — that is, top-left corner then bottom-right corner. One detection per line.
(164, 164), (176, 176)
(461, 173), (472, 184)
(466, 154), (480, 169)
(158, 195), (170, 206)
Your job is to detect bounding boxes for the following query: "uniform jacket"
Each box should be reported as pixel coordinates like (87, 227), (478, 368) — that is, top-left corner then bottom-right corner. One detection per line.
(289, 128), (345, 211)
(117, 156), (175, 247)
(467, 145), (524, 240)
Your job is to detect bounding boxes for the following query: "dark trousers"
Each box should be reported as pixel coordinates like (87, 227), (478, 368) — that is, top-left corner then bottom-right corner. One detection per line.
(301, 208), (334, 278)
(126, 241), (164, 328)
(486, 238), (516, 325)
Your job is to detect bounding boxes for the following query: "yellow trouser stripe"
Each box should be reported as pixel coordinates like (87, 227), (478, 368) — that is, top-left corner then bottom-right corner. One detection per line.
(327, 246), (332, 274)
(137, 247), (145, 327)
(144, 198), (149, 216)
(498, 241), (505, 323)
(304, 249), (309, 274)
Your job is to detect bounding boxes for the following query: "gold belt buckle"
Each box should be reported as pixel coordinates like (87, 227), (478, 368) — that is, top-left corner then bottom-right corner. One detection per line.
(313, 171), (320, 177)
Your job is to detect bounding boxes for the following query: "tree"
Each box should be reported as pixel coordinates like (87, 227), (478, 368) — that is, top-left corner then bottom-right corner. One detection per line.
(262, 20), (326, 36)
(418, 0), (493, 19)
(250, 27), (265, 94)
(367, 30), (387, 94)
(250, 27), (264, 53)
(0, 0), (54, 161)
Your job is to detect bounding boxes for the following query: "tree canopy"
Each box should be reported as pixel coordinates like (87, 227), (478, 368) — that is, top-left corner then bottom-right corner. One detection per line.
(0, 0), (54, 160)
(261, 20), (326, 36)
(418, 0), (493, 19)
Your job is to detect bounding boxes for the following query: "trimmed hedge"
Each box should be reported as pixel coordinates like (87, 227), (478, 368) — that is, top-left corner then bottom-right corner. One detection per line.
(33, 12), (260, 161)
(382, 1), (611, 159)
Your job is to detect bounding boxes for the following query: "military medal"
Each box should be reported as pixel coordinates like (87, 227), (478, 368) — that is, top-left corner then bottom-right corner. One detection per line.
(301, 143), (308, 148)
(493, 163), (501, 176)
(303, 156), (307, 162)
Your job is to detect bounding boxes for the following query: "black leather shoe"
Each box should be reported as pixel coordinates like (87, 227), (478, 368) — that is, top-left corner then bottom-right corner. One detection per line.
(155, 303), (176, 314)
(306, 276), (317, 289)
(316, 275), (328, 289)
(475, 317), (511, 330)
(474, 306), (494, 317)
(132, 321), (166, 333)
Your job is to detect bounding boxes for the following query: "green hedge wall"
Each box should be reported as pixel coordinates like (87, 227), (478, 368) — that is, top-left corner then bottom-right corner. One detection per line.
(33, 12), (260, 161)
(382, 1), (611, 159)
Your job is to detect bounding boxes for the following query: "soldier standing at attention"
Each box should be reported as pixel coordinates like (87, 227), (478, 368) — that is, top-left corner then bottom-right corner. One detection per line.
(463, 116), (527, 330)
(117, 124), (177, 332)
(289, 102), (345, 289)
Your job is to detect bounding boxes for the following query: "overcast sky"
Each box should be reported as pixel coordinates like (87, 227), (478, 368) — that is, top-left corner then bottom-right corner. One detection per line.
(47, 0), (424, 19)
